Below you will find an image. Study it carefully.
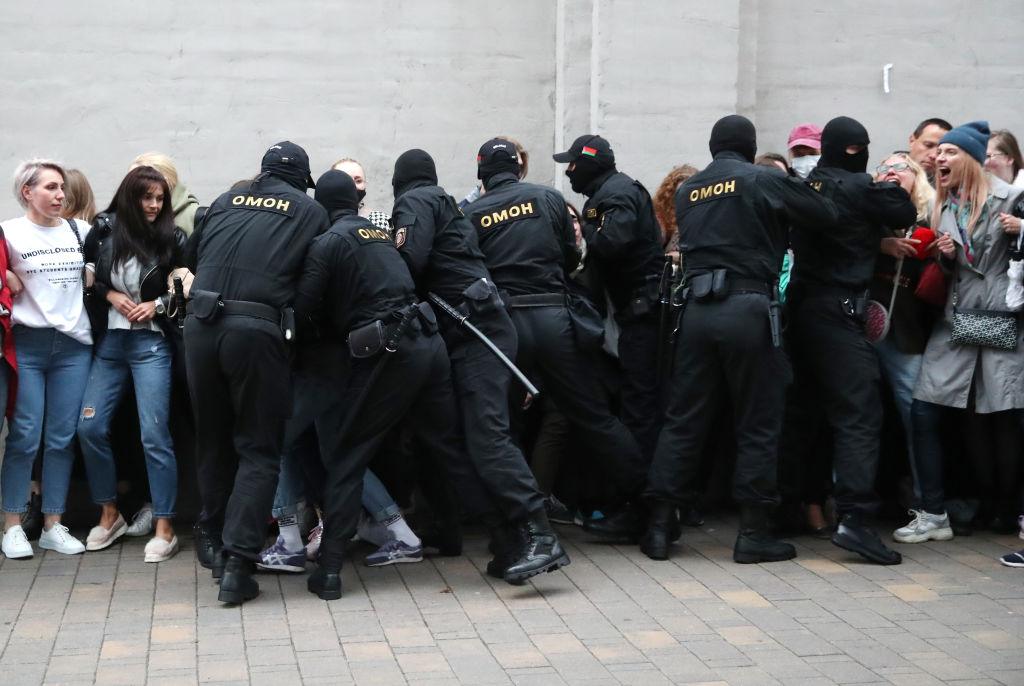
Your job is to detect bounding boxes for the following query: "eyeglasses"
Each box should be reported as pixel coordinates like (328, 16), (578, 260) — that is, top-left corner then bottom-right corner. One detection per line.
(986, 151), (1007, 160)
(876, 162), (910, 174)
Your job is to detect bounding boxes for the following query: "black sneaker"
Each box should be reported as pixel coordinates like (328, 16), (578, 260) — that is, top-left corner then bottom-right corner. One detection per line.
(545, 496), (575, 526)
(832, 515), (902, 566)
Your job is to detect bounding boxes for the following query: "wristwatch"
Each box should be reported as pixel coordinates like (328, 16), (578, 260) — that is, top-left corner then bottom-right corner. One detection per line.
(154, 299), (166, 316)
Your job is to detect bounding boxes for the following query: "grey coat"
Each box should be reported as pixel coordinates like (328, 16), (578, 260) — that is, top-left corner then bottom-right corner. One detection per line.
(913, 177), (1024, 413)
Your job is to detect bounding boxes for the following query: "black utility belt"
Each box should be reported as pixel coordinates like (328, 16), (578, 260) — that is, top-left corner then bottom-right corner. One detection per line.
(505, 293), (566, 309)
(187, 290), (295, 339)
(684, 270), (770, 301)
(347, 302), (437, 358)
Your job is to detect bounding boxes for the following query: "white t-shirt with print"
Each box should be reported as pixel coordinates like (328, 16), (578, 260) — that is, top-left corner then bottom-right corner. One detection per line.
(3, 216), (93, 345)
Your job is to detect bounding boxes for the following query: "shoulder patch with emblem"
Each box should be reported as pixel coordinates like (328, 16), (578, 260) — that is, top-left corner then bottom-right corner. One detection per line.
(394, 226), (408, 248)
(585, 208), (598, 220)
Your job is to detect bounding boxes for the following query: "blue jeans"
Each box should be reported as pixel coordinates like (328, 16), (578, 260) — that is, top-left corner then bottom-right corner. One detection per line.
(1, 326), (92, 515)
(873, 336), (924, 504)
(78, 330), (176, 518)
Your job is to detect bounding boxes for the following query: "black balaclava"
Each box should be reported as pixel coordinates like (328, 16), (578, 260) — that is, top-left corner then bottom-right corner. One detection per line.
(392, 149), (438, 197)
(819, 116), (870, 173)
(314, 170), (360, 216)
(259, 140), (315, 192)
(565, 156), (609, 195)
(708, 114), (757, 162)
(477, 139), (520, 186)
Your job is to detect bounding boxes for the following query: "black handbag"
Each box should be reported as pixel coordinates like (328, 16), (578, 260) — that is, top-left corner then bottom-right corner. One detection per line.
(949, 265), (1018, 351)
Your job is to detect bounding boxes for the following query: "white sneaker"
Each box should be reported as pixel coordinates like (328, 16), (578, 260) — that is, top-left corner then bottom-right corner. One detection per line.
(39, 524), (85, 555)
(86, 514), (128, 551)
(2, 525), (33, 559)
(126, 504), (154, 537)
(144, 535), (179, 563)
(893, 509), (954, 544)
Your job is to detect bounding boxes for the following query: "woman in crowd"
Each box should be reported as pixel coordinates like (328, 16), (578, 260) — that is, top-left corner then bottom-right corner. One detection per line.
(61, 169), (97, 222)
(900, 122), (1024, 545)
(652, 164), (697, 261)
(1, 160), (93, 559)
(869, 153), (937, 528)
(985, 130), (1024, 188)
(331, 158), (391, 232)
(76, 165), (184, 562)
(130, 152), (200, 235)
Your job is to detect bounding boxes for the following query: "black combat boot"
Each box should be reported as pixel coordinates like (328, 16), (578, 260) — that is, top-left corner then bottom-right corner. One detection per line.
(734, 505), (796, 564)
(832, 513), (902, 565)
(582, 502), (645, 542)
(308, 566), (343, 600)
(485, 522), (524, 579)
(640, 500), (679, 561)
(503, 509), (570, 586)
(217, 554), (260, 604)
(194, 523), (222, 571)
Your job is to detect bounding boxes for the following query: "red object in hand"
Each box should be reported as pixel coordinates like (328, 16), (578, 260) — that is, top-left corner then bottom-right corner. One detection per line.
(910, 227), (936, 260)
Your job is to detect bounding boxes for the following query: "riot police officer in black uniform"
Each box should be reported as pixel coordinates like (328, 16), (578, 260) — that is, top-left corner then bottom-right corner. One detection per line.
(465, 138), (648, 522)
(292, 170), (487, 599)
(642, 115), (839, 563)
(783, 116), (916, 565)
(185, 141), (329, 604)
(553, 134), (665, 539)
(390, 149), (568, 585)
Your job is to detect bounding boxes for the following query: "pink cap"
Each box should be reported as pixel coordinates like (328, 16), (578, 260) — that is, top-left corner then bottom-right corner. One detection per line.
(788, 123), (822, 150)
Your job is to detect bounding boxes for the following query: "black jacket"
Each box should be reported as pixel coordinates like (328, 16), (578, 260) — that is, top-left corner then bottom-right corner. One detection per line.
(294, 209), (417, 340)
(677, 151), (839, 282)
(83, 212), (187, 344)
(186, 175), (330, 308)
(791, 167), (917, 292)
(580, 170), (664, 311)
(465, 173), (580, 297)
(391, 182), (492, 304)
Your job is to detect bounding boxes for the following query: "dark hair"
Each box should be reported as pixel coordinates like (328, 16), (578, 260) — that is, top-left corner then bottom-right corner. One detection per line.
(754, 153), (791, 174)
(912, 118), (953, 138)
(104, 166), (176, 268)
(990, 129), (1024, 177)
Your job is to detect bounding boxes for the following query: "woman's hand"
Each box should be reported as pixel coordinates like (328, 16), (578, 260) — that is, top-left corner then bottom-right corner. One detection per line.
(106, 290), (137, 318)
(6, 270), (23, 297)
(936, 232), (956, 259)
(998, 212), (1022, 235)
(880, 237), (920, 258)
(126, 301), (157, 323)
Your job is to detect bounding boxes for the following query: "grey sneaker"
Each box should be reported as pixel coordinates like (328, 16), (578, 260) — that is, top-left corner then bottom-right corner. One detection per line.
(893, 509), (954, 544)
(365, 540), (423, 567)
(125, 504), (154, 537)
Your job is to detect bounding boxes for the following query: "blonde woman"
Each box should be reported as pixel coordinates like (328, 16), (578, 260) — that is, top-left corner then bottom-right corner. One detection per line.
(61, 169), (97, 222)
(1, 160), (93, 558)
(900, 121), (1024, 545)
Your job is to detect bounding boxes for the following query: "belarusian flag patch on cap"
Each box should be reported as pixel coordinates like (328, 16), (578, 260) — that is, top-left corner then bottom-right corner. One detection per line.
(581, 146), (598, 157)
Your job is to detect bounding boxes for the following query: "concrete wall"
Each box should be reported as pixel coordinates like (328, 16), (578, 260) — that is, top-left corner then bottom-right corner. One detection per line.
(1, 1), (1022, 220)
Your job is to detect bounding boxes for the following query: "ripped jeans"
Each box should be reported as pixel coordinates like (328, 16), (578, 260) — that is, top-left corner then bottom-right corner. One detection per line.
(78, 330), (177, 519)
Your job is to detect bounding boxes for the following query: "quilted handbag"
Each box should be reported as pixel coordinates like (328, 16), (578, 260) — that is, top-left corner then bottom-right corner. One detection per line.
(949, 266), (1018, 351)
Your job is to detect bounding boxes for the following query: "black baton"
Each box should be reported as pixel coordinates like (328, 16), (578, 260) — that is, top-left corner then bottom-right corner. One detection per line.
(427, 292), (541, 397)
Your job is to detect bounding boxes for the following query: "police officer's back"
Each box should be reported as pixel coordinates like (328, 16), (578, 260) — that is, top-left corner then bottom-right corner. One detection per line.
(390, 148), (569, 586)
(185, 141), (328, 605)
(466, 139), (647, 532)
(552, 135), (665, 468)
(642, 115), (838, 565)
(782, 116), (916, 567)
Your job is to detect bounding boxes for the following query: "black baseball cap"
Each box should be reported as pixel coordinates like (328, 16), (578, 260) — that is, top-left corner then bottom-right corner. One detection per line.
(476, 138), (519, 165)
(552, 134), (614, 164)
(261, 141), (316, 188)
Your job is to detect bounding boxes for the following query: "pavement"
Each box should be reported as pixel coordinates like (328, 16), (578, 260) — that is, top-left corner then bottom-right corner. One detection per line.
(2, 517), (1023, 686)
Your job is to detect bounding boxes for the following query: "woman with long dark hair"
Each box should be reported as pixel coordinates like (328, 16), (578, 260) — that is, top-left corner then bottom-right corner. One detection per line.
(77, 165), (185, 562)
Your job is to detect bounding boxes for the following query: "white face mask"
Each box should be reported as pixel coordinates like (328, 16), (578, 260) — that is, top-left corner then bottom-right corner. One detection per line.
(790, 155), (820, 178)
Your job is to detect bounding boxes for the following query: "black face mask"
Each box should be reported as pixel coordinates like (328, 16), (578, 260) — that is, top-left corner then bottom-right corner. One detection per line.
(708, 114), (757, 162)
(566, 157), (606, 195)
(820, 116), (871, 173)
(356, 187), (367, 203)
(392, 149), (438, 197)
(477, 157), (520, 185)
(314, 170), (360, 214)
